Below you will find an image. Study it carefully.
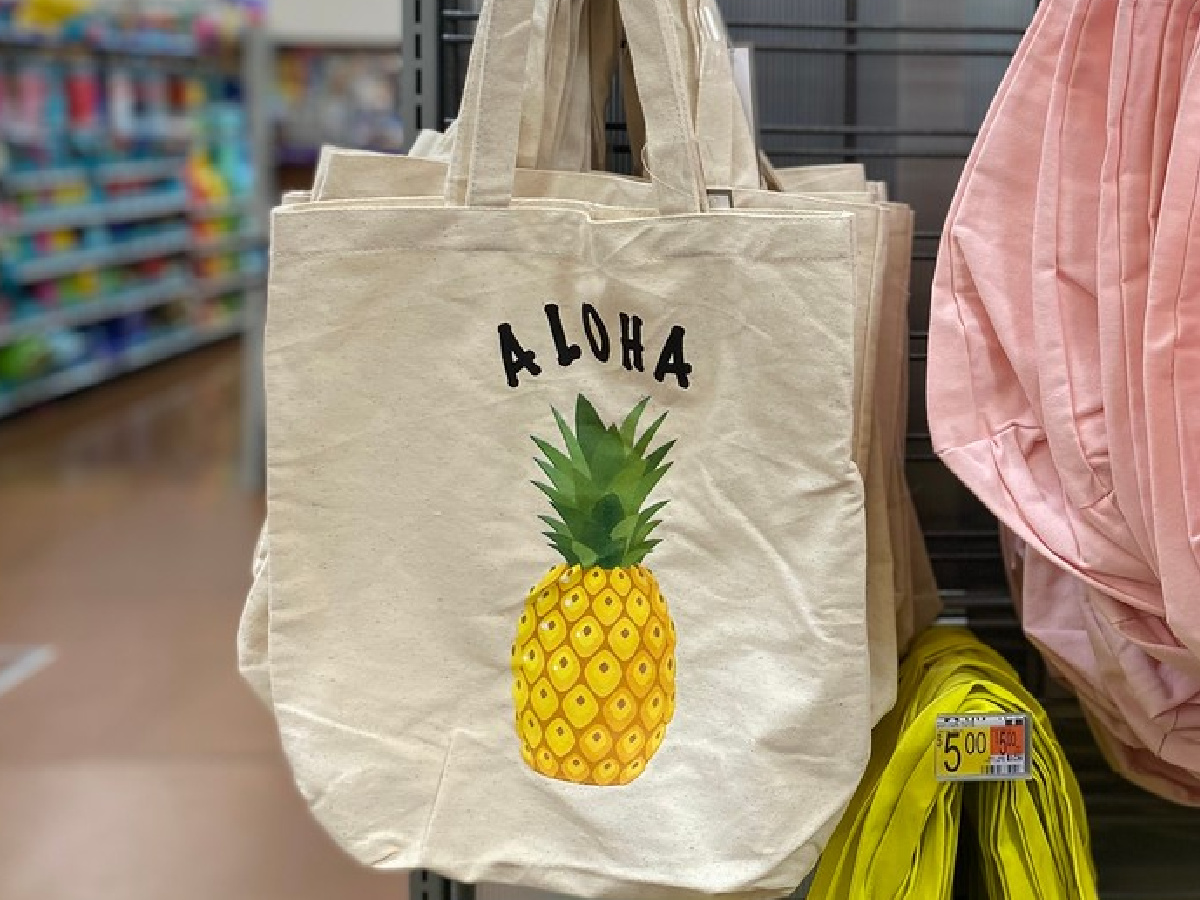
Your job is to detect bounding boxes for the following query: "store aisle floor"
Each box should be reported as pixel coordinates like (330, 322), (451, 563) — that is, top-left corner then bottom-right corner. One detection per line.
(0, 343), (409, 900)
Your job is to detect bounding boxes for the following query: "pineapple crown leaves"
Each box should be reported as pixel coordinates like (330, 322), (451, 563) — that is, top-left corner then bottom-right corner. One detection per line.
(531, 394), (674, 570)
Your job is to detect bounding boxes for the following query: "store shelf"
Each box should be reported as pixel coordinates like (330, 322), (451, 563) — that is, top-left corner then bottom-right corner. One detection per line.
(6, 228), (191, 284)
(191, 232), (265, 257)
(6, 190), (191, 237)
(94, 157), (185, 185)
(122, 317), (244, 369)
(1, 166), (88, 192)
(0, 315), (245, 419)
(191, 198), (253, 220)
(0, 24), (199, 56)
(93, 33), (199, 58)
(0, 276), (193, 344)
(195, 270), (265, 299)
(104, 191), (192, 224)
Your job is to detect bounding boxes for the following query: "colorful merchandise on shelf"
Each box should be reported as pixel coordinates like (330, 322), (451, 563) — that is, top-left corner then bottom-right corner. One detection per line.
(64, 58), (99, 131)
(12, 0), (92, 32)
(274, 47), (404, 163)
(0, 4), (258, 416)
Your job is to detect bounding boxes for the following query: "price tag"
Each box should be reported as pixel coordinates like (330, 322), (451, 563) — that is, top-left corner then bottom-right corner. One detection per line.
(935, 714), (1031, 782)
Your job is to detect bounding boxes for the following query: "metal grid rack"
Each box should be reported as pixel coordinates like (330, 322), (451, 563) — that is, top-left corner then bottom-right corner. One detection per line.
(402, 2), (1200, 896)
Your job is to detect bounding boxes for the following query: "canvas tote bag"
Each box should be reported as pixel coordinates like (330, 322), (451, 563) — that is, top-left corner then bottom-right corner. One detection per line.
(260, 0), (870, 896)
(248, 0), (939, 731)
(306, 150), (901, 725)
(242, 9), (904, 721)
(339, 0), (932, 708)
(930, 0), (1200, 790)
(310, 56), (905, 727)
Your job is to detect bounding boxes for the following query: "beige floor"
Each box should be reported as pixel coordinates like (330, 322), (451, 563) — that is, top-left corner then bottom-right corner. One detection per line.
(0, 343), (409, 900)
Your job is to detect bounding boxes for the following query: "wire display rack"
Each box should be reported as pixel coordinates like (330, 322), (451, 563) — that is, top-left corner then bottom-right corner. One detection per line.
(401, 2), (1200, 896)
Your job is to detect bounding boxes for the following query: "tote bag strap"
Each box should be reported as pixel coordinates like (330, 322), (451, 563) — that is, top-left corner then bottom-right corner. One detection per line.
(446, 0), (708, 214)
(690, 0), (763, 190)
(606, 0), (777, 191)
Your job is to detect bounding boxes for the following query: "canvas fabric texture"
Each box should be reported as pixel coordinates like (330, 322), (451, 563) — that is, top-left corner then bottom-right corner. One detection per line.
(246, 0), (874, 895)
(245, 0), (939, 732)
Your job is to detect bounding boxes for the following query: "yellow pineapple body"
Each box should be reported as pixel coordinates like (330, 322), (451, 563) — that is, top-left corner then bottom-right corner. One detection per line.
(512, 563), (677, 786)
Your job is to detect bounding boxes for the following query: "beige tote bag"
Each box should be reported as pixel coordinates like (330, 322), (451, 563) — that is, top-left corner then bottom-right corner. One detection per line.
(254, 0), (934, 724)
(268, 1), (907, 726)
(259, 0), (869, 896)
(308, 151), (896, 724)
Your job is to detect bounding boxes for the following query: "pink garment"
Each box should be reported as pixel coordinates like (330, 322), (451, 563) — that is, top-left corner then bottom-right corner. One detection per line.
(932, 0), (1200, 797)
(1032, 0), (1200, 716)
(1146, 28), (1200, 658)
(929, 0), (1075, 570)
(1012, 535), (1200, 805)
(930, 0), (1181, 618)
(1032, 0), (1158, 602)
(1096, 0), (1189, 569)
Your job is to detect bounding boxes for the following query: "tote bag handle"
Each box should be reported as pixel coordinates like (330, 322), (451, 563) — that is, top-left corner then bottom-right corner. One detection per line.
(445, 0), (709, 214)
(615, 0), (776, 191)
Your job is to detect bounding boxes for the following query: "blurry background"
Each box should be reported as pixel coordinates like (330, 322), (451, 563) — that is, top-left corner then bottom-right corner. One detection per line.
(0, 2), (410, 899)
(3, 1), (1199, 899)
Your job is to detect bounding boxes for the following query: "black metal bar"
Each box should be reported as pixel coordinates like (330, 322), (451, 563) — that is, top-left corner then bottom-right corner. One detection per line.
(767, 147), (970, 159)
(844, 0), (858, 163)
(439, 9), (1027, 36)
(762, 124), (978, 138)
(728, 21), (1027, 37)
(753, 44), (1017, 56)
(604, 121), (975, 138)
(440, 33), (1017, 57)
(436, 1), (449, 126)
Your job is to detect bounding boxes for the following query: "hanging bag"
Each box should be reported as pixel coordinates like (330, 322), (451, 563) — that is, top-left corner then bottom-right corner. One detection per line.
(258, 0), (870, 895)
(305, 9), (912, 723)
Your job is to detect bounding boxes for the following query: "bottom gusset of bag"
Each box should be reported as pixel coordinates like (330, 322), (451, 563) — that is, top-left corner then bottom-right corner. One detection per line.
(928, 0), (1200, 800)
(810, 626), (1099, 900)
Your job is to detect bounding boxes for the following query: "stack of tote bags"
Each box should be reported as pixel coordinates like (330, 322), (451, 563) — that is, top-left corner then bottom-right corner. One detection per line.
(239, 0), (937, 895)
(930, 0), (1200, 805)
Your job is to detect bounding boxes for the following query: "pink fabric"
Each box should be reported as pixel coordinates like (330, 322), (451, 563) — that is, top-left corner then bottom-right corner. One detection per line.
(929, 0), (1160, 607)
(1032, 0), (1200, 727)
(1017, 538), (1200, 805)
(931, 0), (1190, 625)
(1095, 2), (1158, 565)
(929, 0), (1073, 568)
(1096, 0), (1197, 570)
(931, 0), (1200, 799)
(1146, 27), (1200, 659)
(1032, 0), (1158, 602)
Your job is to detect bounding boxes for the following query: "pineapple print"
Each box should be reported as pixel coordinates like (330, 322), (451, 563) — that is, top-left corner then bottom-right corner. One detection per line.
(512, 395), (678, 786)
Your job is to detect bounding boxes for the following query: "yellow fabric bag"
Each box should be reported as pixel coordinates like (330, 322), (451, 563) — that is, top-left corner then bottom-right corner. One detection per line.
(809, 627), (1097, 900)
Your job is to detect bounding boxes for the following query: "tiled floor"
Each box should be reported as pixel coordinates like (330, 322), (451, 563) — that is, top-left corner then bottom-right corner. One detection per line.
(0, 343), (409, 900)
